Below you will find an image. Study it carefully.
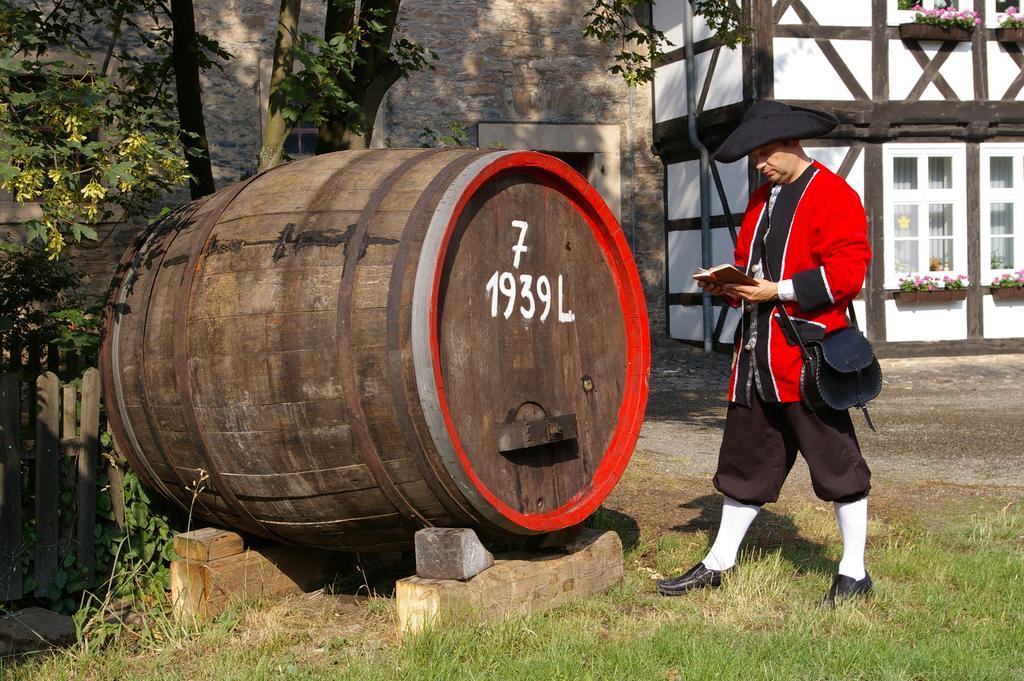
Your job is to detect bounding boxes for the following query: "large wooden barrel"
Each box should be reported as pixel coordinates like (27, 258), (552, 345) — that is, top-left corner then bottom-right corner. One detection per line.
(100, 149), (649, 551)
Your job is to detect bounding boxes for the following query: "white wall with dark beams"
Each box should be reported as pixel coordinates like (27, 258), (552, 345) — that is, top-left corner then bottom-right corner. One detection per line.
(652, 0), (1024, 355)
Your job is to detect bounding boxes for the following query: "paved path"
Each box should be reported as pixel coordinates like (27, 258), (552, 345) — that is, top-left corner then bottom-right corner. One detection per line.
(605, 351), (1024, 533)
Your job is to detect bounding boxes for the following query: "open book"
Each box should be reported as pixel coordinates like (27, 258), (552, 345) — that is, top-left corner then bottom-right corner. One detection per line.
(692, 264), (758, 286)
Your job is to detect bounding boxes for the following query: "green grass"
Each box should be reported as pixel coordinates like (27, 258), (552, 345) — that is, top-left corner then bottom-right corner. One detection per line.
(3, 504), (1022, 681)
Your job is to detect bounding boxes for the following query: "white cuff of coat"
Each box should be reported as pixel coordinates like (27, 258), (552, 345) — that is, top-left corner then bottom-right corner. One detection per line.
(777, 279), (796, 301)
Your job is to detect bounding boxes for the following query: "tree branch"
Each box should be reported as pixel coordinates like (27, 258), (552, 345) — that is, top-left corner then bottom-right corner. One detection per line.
(258, 0), (302, 171)
(324, 0), (356, 39)
(170, 0), (216, 197)
(101, 1), (129, 77)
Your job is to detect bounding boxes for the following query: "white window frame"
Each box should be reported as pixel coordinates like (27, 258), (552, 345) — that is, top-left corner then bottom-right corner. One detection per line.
(882, 143), (968, 288)
(888, 0), (975, 26)
(980, 143), (1024, 282)
(988, 0), (1019, 28)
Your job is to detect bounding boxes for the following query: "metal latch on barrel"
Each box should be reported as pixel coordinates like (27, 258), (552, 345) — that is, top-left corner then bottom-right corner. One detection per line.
(496, 414), (578, 453)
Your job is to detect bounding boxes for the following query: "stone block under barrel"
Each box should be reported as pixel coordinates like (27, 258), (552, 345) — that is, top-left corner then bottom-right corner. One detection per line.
(100, 149), (650, 551)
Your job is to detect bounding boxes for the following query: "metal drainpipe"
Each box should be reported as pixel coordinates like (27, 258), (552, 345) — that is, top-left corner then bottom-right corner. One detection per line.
(683, 0), (714, 353)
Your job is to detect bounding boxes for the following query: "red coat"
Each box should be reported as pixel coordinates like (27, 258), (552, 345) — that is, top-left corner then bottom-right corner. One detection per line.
(727, 161), (871, 404)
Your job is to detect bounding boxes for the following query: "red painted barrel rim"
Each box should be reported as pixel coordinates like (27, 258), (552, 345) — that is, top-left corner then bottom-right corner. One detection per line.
(427, 151), (650, 532)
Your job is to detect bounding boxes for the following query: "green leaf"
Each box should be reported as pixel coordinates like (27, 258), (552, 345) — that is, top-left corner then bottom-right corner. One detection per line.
(0, 163), (21, 182)
(105, 160), (135, 178)
(25, 221), (47, 244)
(70, 223), (98, 242)
(8, 91), (38, 106)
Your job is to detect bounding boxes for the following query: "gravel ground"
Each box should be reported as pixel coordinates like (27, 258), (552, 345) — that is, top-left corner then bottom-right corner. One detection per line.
(603, 348), (1024, 533)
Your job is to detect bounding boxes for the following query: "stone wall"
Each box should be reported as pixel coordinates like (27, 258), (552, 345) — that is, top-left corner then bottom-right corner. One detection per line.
(4, 0), (668, 346)
(383, 0), (666, 342)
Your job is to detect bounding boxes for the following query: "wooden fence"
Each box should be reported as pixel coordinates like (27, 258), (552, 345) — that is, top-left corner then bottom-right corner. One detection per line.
(0, 368), (126, 602)
(2, 333), (84, 381)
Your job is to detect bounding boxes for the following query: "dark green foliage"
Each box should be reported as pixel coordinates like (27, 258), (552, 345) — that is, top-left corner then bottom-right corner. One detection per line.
(417, 122), (469, 148)
(99, 465), (181, 602)
(47, 307), (102, 370)
(583, 0), (750, 86)
(277, 0), (436, 153)
(583, 0), (671, 86)
(0, 0), (229, 256)
(2, 245), (180, 617)
(0, 242), (83, 368)
(692, 0), (750, 48)
(14, 424), (182, 615)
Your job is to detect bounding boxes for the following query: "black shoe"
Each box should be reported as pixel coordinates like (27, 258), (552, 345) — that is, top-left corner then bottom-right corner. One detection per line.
(656, 562), (723, 596)
(824, 572), (873, 607)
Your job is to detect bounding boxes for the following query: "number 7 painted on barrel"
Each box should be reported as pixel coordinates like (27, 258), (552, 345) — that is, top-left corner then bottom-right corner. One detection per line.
(511, 220), (529, 269)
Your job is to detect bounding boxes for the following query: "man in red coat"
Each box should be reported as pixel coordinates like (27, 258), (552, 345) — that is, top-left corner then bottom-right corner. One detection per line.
(657, 101), (873, 605)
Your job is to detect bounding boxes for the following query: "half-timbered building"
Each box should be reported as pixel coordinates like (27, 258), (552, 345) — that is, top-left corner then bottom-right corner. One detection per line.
(653, 0), (1024, 354)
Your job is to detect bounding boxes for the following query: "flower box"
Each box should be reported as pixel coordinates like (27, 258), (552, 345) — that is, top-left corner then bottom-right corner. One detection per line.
(995, 27), (1024, 42)
(894, 289), (968, 303)
(990, 286), (1024, 300)
(898, 22), (973, 42)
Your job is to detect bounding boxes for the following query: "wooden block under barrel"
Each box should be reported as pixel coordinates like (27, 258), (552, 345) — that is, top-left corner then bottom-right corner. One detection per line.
(395, 528), (623, 635)
(414, 527), (494, 580)
(170, 528), (340, 622)
(173, 527), (245, 563)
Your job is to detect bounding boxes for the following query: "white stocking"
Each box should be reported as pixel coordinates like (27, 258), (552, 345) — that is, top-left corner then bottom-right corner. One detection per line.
(702, 496), (760, 571)
(834, 497), (868, 580)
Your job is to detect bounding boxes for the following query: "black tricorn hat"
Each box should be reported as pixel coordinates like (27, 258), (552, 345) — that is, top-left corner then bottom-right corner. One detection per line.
(713, 100), (839, 163)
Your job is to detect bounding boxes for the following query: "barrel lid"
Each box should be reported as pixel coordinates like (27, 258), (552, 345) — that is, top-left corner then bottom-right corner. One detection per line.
(412, 151), (649, 534)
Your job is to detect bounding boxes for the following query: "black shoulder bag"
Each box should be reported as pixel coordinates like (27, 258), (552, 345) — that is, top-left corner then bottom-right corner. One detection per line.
(759, 232), (882, 431)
